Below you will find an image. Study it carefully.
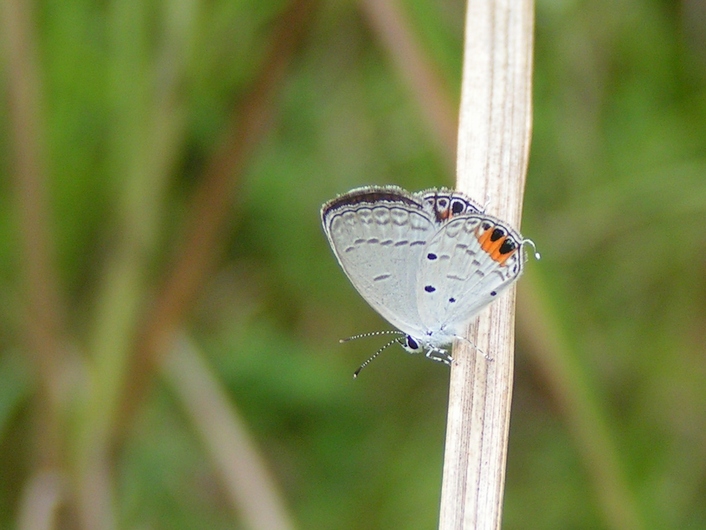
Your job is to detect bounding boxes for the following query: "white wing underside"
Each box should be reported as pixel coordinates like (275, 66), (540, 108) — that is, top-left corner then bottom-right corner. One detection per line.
(322, 188), (526, 349)
(417, 216), (522, 336)
(324, 203), (432, 338)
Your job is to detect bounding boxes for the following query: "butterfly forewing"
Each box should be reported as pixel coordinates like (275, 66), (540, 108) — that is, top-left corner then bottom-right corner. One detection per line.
(322, 191), (434, 337)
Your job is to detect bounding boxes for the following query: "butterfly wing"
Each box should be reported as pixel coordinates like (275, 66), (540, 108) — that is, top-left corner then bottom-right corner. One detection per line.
(416, 214), (525, 336)
(322, 188), (434, 337)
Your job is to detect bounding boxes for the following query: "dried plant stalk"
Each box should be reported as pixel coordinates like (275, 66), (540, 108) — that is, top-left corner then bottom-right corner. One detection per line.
(439, 1), (534, 529)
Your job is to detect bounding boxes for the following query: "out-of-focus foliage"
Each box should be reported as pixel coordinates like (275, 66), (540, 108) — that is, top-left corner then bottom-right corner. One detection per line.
(0, 0), (705, 529)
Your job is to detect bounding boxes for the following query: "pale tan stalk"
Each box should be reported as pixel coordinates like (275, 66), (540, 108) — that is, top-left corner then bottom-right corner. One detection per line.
(439, 1), (534, 528)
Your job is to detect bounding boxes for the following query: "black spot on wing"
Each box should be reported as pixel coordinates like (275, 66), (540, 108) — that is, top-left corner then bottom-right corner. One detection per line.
(451, 199), (465, 214)
(499, 239), (516, 254)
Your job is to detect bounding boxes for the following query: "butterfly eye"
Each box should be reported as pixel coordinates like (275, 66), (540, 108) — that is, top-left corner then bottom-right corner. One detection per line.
(404, 336), (420, 351)
(437, 198), (448, 209)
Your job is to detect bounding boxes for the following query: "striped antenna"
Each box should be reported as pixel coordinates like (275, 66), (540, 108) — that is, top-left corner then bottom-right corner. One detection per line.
(353, 336), (405, 378)
(340, 330), (405, 343)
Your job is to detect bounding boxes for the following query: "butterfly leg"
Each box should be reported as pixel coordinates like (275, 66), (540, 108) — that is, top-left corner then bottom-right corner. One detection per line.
(455, 336), (493, 361)
(425, 347), (453, 365)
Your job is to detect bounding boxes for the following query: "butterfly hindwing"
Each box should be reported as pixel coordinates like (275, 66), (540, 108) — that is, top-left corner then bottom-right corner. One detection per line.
(416, 215), (525, 335)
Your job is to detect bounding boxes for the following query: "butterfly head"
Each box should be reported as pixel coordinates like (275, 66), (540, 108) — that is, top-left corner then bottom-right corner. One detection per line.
(399, 335), (421, 353)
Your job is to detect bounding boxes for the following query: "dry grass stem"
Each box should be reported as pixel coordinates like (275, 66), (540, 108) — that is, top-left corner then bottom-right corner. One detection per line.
(163, 338), (296, 530)
(439, 1), (534, 528)
(1, 0), (67, 468)
(117, 0), (317, 439)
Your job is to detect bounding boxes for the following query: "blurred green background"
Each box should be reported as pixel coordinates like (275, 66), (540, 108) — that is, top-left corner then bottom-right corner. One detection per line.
(1, 0), (705, 528)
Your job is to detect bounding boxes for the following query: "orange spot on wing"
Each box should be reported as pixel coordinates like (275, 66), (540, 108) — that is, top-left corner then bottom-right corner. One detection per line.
(494, 247), (516, 265)
(486, 236), (504, 260)
(477, 227), (516, 265)
(477, 226), (494, 249)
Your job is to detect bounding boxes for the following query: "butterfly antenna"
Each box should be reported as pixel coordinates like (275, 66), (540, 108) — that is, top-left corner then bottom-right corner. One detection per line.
(521, 238), (541, 260)
(353, 337), (404, 378)
(340, 330), (405, 343)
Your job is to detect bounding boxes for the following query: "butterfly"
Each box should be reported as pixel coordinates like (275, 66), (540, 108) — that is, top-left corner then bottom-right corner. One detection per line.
(321, 186), (538, 375)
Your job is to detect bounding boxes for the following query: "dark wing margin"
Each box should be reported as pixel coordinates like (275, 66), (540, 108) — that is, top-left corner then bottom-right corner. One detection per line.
(321, 186), (423, 221)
